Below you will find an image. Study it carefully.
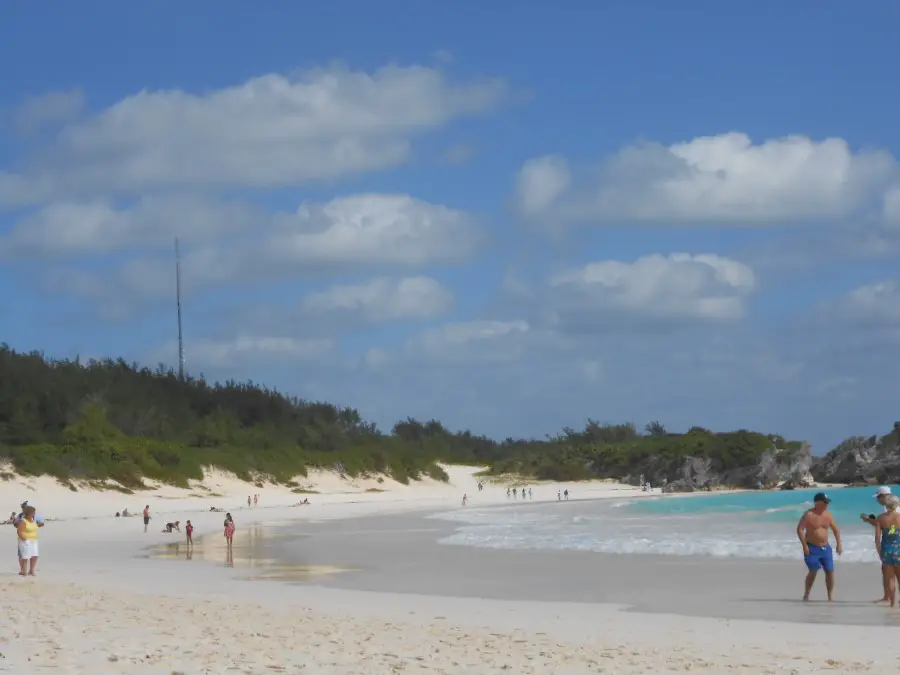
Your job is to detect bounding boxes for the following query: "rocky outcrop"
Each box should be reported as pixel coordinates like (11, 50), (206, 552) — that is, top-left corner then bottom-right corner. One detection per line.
(639, 442), (814, 492)
(811, 423), (900, 484)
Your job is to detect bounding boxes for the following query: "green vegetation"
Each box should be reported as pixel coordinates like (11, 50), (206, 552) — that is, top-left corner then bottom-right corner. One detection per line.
(0, 345), (804, 489)
(486, 422), (805, 485)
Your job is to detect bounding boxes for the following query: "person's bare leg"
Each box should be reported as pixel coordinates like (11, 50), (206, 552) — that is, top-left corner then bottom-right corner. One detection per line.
(874, 565), (892, 603)
(28, 556), (37, 576)
(892, 567), (900, 608)
(803, 570), (817, 600)
(18, 557), (26, 576)
(891, 569), (897, 603)
(825, 571), (835, 601)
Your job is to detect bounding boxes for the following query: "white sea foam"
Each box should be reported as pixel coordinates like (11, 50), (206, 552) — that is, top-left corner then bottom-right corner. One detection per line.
(430, 505), (881, 563)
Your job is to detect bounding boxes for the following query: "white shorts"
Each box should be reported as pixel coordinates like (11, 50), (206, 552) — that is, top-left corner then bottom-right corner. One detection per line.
(18, 540), (39, 559)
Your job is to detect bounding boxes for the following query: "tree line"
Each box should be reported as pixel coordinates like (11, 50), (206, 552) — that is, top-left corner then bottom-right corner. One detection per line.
(0, 344), (805, 489)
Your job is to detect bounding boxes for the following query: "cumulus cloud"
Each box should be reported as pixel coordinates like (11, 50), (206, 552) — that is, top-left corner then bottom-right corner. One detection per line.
(301, 276), (454, 322)
(828, 280), (900, 326)
(0, 195), (261, 259)
(547, 253), (756, 329)
(156, 335), (335, 371)
(514, 132), (897, 227)
(40, 193), (480, 301)
(885, 186), (900, 226)
(13, 89), (84, 134)
(0, 65), (506, 204)
(402, 319), (570, 365)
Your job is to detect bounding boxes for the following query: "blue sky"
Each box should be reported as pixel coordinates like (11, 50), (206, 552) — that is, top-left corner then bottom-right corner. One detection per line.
(2, 1), (900, 452)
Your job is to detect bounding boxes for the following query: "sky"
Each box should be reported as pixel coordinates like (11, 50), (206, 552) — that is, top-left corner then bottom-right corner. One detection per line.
(2, 1), (899, 452)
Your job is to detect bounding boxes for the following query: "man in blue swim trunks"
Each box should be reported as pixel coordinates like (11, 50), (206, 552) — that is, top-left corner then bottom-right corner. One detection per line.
(797, 492), (842, 601)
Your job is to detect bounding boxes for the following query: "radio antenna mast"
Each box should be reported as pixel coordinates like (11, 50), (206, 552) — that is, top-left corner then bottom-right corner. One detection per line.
(175, 237), (185, 381)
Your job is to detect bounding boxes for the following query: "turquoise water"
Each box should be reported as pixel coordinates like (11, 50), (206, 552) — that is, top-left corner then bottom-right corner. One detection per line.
(434, 487), (895, 562)
(628, 487), (891, 523)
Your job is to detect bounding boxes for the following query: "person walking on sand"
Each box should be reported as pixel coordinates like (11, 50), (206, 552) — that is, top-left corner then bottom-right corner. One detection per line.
(143, 505), (151, 533)
(862, 486), (896, 604)
(462, 494), (468, 506)
(224, 513), (235, 549)
(874, 494), (900, 607)
(16, 505), (40, 576)
(797, 492), (843, 601)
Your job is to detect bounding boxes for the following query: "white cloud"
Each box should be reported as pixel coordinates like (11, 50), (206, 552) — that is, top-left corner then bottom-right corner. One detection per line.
(515, 132), (897, 226)
(1, 65), (506, 203)
(829, 280), (900, 325)
(403, 319), (568, 364)
(514, 156), (571, 217)
(180, 336), (334, 369)
(40, 193), (480, 300)
(885, 186), (900, 226)
(0, 195), (261, 259)
(14, 89), (84, 134)
(301, 276), (454, 321)
(548, 253), (755, 328)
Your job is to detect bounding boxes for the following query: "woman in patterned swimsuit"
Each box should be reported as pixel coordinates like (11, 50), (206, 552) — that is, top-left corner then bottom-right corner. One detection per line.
(875, 494), (900, 607)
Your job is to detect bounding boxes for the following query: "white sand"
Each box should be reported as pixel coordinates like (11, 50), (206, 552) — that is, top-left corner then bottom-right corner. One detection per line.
(1, 465), (897, 674)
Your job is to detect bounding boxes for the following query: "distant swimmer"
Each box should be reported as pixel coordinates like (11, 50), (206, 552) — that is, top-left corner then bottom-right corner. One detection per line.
(797, 492), (843, 601)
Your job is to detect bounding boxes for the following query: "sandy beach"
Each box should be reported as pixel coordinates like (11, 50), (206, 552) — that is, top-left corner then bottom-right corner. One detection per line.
(2, 466), (899, 674)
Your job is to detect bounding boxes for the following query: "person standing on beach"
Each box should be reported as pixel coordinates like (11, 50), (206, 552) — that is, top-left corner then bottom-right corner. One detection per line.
(874, 494), (900, 607)
(862, 486), (896, 604)
(16, 505), (39, 576)
(224, 513), (235, 549)
(185, 520), (194, 546)
(797, 492), (842, 601)
(143, 505), (151, 533)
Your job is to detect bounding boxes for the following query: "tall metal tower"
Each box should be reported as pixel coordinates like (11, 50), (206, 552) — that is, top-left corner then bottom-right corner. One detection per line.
(175, 237), (185, 381)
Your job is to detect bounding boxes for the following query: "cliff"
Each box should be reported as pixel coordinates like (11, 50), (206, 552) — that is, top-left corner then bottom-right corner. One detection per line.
(811, 423), (900, 485)
(656, 442), (814, 493)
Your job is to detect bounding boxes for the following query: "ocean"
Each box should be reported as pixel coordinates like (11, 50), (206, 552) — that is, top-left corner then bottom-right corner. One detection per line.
(432, 487), (896, 563)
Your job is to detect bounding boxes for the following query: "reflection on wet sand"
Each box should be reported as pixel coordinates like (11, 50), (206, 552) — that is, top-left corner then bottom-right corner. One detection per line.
(147, 525), (357, 581)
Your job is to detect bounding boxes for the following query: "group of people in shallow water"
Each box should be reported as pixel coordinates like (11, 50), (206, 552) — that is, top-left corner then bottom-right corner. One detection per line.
(797, 486), (900, 606)
(461, 485), (575, 506)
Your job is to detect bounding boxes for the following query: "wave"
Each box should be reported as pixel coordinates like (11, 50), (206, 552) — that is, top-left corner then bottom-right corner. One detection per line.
(439, 529), (880, 563)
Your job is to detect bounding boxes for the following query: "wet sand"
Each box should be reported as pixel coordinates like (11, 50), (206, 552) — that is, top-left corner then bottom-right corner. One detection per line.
(178, 509), (899, 628)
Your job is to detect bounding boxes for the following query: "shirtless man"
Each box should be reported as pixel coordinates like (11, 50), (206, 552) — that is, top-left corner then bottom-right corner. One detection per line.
(797, 492), (842, 601)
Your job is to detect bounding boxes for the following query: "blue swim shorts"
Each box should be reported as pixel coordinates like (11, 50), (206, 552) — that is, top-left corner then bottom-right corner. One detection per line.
(804, 543), (835, 573)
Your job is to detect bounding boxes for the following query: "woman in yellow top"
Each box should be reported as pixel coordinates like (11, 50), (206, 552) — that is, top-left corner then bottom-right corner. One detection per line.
(16, 505), (39, 576)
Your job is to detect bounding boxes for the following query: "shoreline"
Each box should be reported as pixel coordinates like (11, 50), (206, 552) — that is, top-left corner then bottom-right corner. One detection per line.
(4, 469), (897, 673)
